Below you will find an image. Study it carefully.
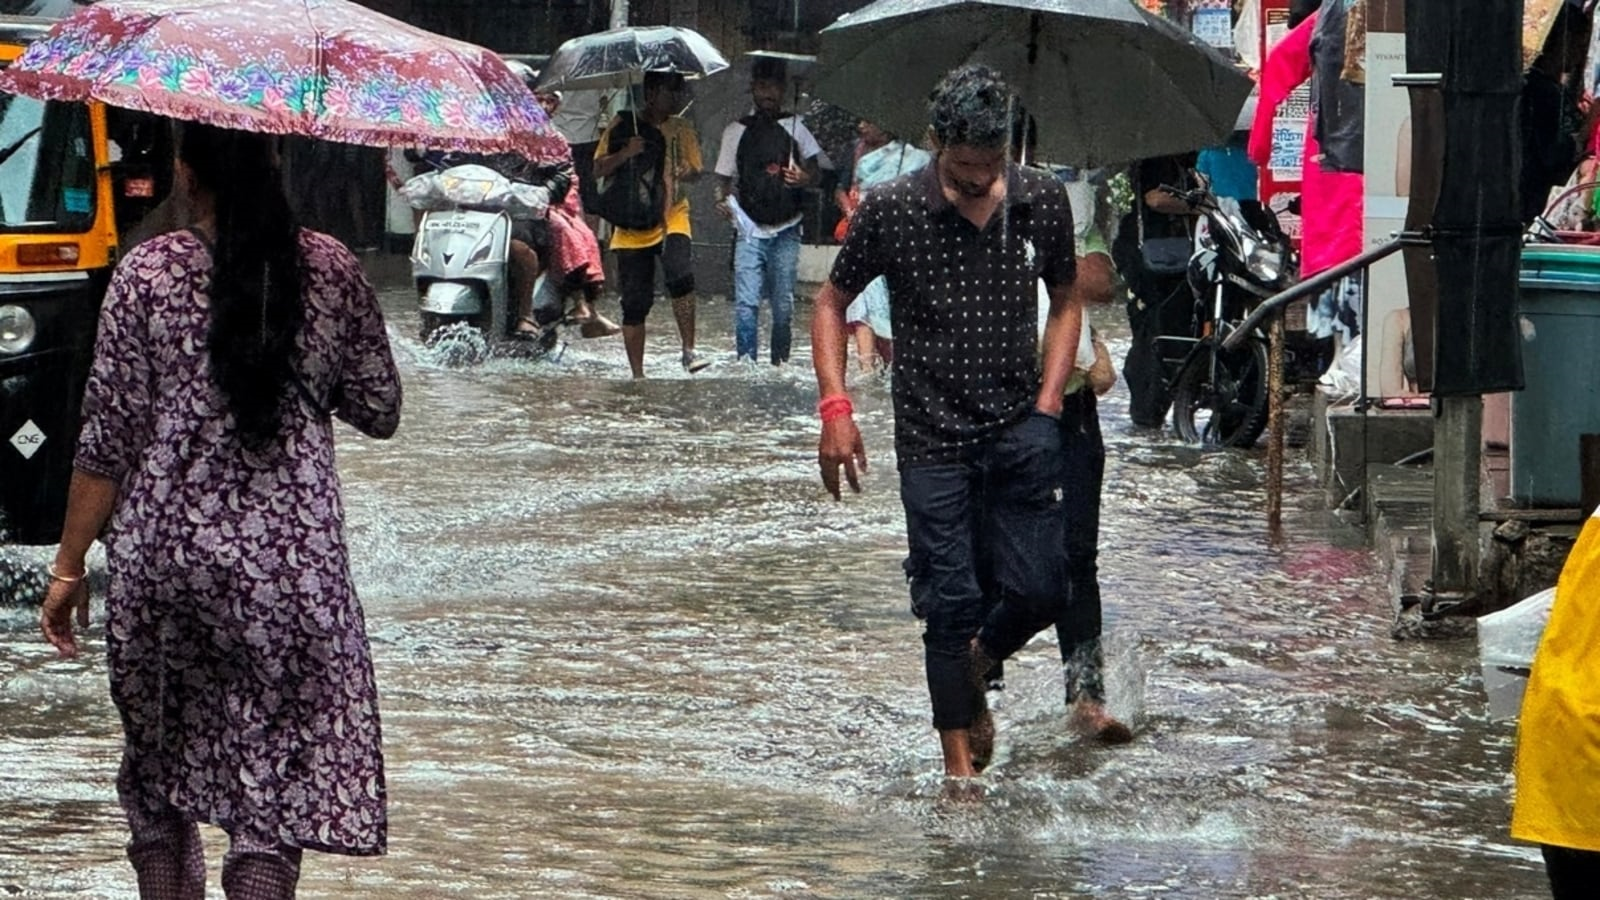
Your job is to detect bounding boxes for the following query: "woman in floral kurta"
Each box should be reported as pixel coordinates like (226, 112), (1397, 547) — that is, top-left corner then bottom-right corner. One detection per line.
(41, 169), (400, 895)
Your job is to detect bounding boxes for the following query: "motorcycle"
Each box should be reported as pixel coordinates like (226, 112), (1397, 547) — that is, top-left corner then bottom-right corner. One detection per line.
(406, 165), (578, 354)
(1160, 181), (1325, 448)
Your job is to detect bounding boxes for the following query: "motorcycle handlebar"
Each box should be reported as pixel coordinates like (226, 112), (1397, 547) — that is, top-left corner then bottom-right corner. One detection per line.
(1157, 184), (1216, 211)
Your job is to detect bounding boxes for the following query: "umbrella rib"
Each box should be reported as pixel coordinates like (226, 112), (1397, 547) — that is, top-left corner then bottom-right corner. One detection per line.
(307, 0), (326, 134)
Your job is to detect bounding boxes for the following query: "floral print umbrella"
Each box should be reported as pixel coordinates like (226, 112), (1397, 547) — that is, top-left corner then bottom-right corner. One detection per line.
(0, 0), (569, 160)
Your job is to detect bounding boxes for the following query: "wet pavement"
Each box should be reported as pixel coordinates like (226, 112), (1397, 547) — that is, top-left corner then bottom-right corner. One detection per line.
(0, 266), (1552, 898)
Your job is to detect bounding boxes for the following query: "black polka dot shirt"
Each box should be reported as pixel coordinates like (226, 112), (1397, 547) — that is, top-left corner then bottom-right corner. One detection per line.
(830, 163), (1076, 469)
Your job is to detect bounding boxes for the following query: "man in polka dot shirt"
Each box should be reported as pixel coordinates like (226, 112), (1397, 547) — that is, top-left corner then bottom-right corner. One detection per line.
(810, 64), (1084, 781)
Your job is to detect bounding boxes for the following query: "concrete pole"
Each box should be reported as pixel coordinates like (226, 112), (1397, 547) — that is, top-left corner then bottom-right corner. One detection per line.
(610, 0), (628, 29)
(1431, 396), (1483, 605)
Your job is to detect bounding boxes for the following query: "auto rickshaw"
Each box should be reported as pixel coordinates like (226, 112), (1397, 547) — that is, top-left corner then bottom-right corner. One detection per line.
(0, 15), (130, 545)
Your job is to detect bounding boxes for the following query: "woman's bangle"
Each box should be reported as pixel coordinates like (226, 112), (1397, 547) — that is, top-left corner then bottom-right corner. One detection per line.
(47, 563), (85, 584)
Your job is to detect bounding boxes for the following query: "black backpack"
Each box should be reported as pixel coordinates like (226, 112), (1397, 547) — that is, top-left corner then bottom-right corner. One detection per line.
(596, 116), (666, 231)
(735, 113), (804, 226)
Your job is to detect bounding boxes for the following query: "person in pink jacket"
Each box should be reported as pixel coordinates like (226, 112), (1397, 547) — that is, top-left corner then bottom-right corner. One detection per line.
(1248, 10), (1365, 341)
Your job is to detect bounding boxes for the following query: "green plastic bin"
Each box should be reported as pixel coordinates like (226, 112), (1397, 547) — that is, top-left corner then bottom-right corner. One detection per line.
(1513, 246), (1600, 507)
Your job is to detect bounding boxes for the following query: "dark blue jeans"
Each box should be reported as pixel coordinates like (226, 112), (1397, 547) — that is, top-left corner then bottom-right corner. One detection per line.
(901, 413), (1067, 730)
(1057, 389), (1107, 703)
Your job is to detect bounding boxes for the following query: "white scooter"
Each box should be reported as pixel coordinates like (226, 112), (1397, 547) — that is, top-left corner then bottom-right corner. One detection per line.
(406, 166), (567, 352)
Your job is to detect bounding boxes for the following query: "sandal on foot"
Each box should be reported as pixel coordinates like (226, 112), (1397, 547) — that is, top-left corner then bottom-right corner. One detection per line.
(512, 317), (543, 341)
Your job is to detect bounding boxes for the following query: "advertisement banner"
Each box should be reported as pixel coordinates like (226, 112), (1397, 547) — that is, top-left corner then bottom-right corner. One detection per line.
(1364, 0), (1425, 403)
(1191, 0), (1236, 50)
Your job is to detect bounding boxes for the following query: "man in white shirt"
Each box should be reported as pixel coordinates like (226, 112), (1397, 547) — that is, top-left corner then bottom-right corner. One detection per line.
(714, 57), (822, 365)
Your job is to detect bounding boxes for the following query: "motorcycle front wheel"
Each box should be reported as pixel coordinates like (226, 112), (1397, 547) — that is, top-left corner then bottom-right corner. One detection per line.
(1170, 335), (1271, 449)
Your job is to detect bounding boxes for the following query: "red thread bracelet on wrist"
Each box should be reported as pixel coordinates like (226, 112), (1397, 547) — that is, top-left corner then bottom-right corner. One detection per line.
(818, 394), (854, 423)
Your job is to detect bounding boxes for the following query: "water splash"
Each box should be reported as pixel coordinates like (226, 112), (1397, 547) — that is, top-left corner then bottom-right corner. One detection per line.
(420, 320), (492, 367)
(0, 547), (47, 608)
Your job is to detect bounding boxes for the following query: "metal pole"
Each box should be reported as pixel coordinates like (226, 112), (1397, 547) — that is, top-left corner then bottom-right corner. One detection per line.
(610, 0), (628, 29)
(1267, 309), (1287, 541)
(1222, 237), (1409, 352)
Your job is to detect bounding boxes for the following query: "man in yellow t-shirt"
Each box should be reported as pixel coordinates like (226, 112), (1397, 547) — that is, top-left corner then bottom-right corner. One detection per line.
(593, 72), (709, 378)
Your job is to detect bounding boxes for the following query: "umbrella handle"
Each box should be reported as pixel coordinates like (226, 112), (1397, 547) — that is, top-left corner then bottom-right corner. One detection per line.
(789, 82), (799, 169)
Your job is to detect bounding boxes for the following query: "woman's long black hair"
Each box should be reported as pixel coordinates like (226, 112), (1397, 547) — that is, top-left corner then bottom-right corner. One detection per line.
(177, 123), (302, 452)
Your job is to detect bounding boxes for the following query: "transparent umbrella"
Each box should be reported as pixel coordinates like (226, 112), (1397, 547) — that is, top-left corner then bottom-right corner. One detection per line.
(534, 25), (729, 93)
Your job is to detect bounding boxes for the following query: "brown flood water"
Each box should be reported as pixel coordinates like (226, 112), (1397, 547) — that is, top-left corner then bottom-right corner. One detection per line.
(0, 277), (1550, 898)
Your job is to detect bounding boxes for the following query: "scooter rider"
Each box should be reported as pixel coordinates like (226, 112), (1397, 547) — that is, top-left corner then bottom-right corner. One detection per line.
(411, 59), (617, 341)
(411, 146), (595, 339)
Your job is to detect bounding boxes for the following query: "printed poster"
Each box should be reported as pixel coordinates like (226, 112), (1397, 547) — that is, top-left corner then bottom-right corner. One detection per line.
(1258, 0), (1303, 247)
(1363, 10), (1422, 402)
(1191, 0), (1236, 50)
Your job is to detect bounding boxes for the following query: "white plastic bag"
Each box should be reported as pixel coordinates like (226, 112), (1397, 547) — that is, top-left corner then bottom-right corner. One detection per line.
(401, 165), (550, 218)
(1477, 586), (1555, 720)
(1317, 336), (1363, 399)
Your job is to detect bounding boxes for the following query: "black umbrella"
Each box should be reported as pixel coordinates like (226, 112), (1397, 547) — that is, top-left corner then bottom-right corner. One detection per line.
(812, 0), (1253, 166)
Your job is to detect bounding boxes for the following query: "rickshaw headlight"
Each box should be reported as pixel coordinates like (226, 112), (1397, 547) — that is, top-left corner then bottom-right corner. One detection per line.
(0, 304), (36, 355)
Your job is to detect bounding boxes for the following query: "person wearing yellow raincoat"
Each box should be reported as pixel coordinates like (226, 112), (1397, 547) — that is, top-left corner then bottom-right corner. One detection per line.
(1512, 505), (1600, 897)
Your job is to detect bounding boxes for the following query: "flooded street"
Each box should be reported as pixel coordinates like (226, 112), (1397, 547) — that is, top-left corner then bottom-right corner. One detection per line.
(0, 273), (1551, 898)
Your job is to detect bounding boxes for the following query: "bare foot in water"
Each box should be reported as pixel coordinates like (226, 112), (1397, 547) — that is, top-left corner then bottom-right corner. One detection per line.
(940, 777), (985, 804)
(580, 313), (622, 338)
(1071, 699), (1133, 745)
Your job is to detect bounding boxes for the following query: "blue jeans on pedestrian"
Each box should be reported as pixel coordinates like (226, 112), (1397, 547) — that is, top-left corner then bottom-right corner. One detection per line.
(980, 391), (1109, 703)
(733, 224), (801, 364)
(1057, 388), (1107, 704)
(900, 412), (1067, 731)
